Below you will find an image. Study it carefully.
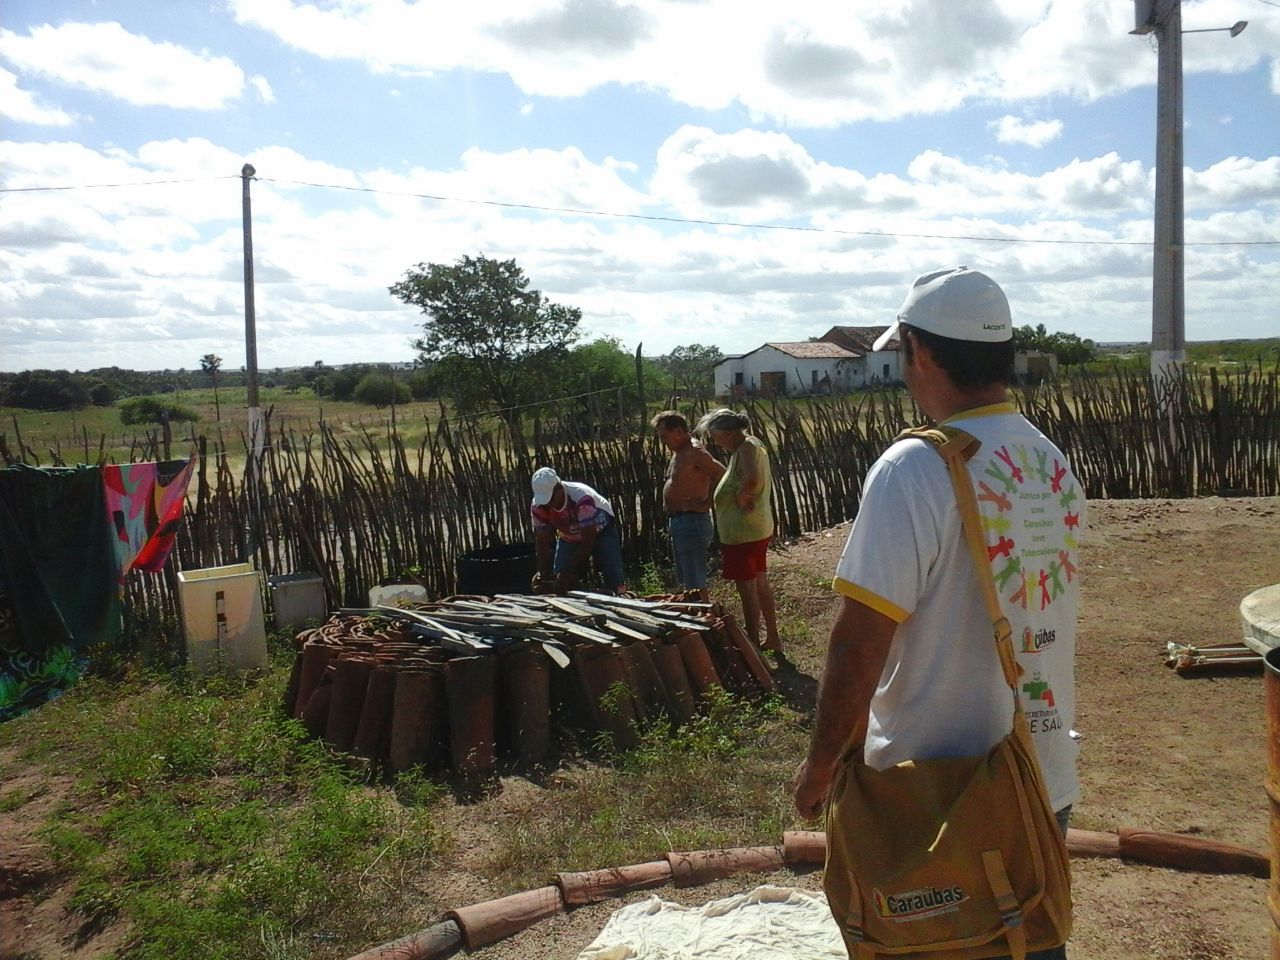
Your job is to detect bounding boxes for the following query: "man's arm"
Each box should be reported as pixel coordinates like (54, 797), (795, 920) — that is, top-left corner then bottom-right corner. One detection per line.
(691, 448), (727, 510)
(555, 524), (599, 590)
(792, 595), (897, 820)
(534, 527), (555, 582)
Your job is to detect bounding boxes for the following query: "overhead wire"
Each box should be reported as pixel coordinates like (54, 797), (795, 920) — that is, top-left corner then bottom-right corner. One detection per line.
(1, 172), (1275, 246)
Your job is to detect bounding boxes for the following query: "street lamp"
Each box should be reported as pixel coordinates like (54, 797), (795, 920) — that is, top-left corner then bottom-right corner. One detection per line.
(1131, 2), (1247, 383)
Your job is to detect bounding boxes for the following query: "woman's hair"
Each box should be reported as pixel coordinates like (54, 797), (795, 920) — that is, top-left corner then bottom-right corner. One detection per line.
(695, 407), (751, 435)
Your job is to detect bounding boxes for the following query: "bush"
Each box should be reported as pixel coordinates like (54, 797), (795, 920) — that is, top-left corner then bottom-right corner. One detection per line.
(119, 397), (200, 426)
(353, 373), (411, 408)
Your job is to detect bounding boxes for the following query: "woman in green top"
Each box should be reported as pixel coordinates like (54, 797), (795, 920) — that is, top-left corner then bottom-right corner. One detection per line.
(697, 408), (781, 653)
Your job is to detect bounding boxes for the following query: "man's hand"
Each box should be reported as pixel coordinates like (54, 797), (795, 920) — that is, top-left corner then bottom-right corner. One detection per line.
(531, 572), (555, 595)
(793, 756), (837, 821)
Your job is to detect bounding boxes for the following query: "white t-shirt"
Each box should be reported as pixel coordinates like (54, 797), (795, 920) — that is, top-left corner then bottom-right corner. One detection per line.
(833, 402), (1085, 812)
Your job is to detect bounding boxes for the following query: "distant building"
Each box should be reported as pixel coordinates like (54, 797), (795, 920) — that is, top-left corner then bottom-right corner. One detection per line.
(714, 325), (904, 398)
(714, 342), (861, 398)
(1013, 349), (1058, 382)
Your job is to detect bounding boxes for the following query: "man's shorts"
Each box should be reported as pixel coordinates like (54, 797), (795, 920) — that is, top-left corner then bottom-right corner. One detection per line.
(720, 536), (770, 582)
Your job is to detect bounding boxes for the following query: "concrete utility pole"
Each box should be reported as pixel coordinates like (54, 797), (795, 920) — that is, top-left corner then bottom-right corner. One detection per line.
(1131, 1), (1247, 384)
(1132, 0), (1184, 383)
(241, 163), (263, 456)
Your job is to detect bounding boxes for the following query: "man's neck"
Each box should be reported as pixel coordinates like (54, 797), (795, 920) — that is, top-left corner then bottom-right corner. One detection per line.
(926, 384), (1010, 422)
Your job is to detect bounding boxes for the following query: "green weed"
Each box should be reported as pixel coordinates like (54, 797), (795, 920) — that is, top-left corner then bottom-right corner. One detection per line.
(4, 663), (447, 960)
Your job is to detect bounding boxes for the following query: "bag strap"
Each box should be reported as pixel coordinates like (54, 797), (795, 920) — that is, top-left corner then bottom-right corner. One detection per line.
(896, 425), (1023, 696)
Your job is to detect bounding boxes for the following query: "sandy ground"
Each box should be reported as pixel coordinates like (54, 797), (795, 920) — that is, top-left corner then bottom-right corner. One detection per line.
(482, 495), (1280, 960)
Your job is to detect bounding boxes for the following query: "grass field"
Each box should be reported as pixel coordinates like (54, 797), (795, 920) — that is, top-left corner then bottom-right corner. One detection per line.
(2, 387), (446, 466)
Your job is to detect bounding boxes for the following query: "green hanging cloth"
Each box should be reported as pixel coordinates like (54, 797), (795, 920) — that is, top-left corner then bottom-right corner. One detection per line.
(0, 463), (122, 658)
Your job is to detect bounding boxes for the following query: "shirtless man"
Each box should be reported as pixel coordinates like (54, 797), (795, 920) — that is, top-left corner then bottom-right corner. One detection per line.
(652, 410), (726, 602)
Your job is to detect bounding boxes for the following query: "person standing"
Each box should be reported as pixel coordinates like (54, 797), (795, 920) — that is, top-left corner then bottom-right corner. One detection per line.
(652, 410), (726, 603)
(696, 407), (781, 653)
(792, 267), (1084, 960)
(529, 467), (628, 595)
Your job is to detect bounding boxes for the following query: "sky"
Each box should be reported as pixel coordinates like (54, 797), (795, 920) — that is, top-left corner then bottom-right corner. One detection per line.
(1, 0), (1277, 374)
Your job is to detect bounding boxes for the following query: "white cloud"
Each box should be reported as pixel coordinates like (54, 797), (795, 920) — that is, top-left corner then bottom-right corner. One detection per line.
(989, 115), (1064, 148)
(0, 22), (246, 109)
(0, 65), (73, 125)
(249, 75), (275, 104)
(1, 131), (1277, 372)
(227, 0), (1278, 128)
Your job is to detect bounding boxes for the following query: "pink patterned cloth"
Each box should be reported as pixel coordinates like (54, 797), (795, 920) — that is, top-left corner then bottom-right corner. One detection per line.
(102, 458), (196, 577)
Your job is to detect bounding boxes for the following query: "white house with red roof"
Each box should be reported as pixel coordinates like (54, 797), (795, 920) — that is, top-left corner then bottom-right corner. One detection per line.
(714, 325), (903, 398)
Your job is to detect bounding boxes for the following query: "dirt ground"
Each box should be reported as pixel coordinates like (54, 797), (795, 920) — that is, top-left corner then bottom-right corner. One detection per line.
(484, 495), (1280, 960)
(3, 496), (1278, 959)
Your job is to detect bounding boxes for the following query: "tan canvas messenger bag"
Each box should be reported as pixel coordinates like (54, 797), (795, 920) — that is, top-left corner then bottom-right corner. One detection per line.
(823, 426), (1072, 960)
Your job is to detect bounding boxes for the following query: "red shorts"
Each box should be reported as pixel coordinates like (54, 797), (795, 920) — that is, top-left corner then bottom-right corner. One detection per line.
(720, 537), (770, 581)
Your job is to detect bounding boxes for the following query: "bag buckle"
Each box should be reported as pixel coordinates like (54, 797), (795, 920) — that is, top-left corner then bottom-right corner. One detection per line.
(842, 921), (866, 942)
(1001, 908), (1025, 929)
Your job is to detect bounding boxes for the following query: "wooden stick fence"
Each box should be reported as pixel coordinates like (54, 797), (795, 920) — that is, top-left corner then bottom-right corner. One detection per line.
(3, 366), (1277, 631)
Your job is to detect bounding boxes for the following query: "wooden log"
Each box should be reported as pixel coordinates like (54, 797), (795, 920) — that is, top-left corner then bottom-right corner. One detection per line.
(448, 885), (565, 950)
(782, 830), (827, 866)
(1065, 828), (1122, 859)
(343, 919), (463, 960)
(1117, 828), (1270, 878)
(666, 845), (785, 888)
(554, 860), (674, 906)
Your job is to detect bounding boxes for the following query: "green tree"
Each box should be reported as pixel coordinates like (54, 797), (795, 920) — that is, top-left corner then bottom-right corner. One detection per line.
(1012, 324), (1096, 367)
(390, 254), (581, 422)
(199, 353), (223, 420)
(661, 344), (724, 398)
(353, 372), (411, 408)
(3, 370), (90, 410)
(119, 396), (199, 426)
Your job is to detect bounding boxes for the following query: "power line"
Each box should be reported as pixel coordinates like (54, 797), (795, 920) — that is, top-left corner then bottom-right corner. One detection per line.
(0, 175), (236, 193)
(2, 171), (1275, 246)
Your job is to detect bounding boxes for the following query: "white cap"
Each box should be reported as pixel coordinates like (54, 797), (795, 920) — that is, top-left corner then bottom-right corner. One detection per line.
(871, 267), (1011, 352)
(531, 466), (561, 506)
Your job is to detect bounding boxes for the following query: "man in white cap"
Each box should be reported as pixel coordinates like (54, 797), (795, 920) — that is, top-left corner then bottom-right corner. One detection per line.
(529, 467), (627, 595)
(793, 268), (1084, 960)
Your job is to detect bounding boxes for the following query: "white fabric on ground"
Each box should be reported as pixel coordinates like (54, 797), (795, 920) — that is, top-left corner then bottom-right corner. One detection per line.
(574, 885), (845, 960)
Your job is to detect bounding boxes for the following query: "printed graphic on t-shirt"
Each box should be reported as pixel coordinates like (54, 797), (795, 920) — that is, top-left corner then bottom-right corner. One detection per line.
(1022, 672), (1063, 733)
(978, 443), (1079, 619)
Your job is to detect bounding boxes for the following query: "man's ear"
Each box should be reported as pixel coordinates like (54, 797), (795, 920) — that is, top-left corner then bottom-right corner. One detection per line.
(906, 330), (936, 372)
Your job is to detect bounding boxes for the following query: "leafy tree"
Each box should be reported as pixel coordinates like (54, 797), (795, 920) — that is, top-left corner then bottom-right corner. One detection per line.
(1012, 324), (1097, 367)
(88, 381), (116, 406)
(119, 396), (199, 426)
(390, 254), (582, 422)
(353, 372), (411, 408)
(200, 353), (224, 420)
(661, 344), (724, 398)
(3, 370), (90, 410)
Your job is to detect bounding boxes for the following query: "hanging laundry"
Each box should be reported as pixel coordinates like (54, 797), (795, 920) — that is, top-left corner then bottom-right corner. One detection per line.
(0, 463), (121, 720)
(103, 457), (196, 577)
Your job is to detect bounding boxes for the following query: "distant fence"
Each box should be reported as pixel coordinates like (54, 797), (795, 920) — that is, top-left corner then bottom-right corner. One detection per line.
(6, 366), (1279, 629)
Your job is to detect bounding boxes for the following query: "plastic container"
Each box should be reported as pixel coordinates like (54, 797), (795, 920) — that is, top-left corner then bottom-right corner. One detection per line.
(455, 543), (538, 596)
(176, 563), (268, 675)
(268, 572), (327, 630)
(368, 582), (430, 607)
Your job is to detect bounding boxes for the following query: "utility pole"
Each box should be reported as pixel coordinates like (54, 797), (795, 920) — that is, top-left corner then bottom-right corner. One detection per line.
(241, 163), (263, 562)
(241, 163), (263, 456)
(1131, 0), (1183, 383)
